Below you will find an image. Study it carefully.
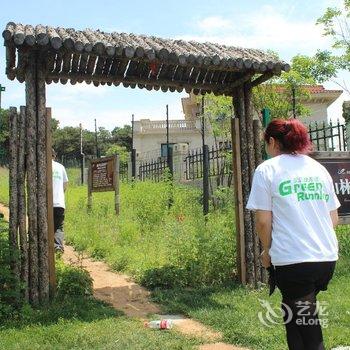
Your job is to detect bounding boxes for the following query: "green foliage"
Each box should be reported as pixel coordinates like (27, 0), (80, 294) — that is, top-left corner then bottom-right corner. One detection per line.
(56, 260), (93, 299)
(291, 52), (339, 84)
(111, 124), (132, 151)
(317, 1), (350, 84)
(0, 219), (22, 322)
(337, 225), (350, 257)
(0, 109), (9, 166)
(105, 144), (130, 167)
(52, 124), (132, 164)
(0, 167), (9, 205)
(64, 181), (235, 289)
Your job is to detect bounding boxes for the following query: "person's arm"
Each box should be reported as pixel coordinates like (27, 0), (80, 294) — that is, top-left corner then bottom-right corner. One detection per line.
(255, 210), (272, 250)
(62, 166), (68, 192)
(330, 209), (338, 228)
(255, 210), (272, 268)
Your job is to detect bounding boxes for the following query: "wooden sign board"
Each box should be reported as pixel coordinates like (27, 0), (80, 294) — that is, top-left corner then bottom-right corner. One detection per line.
(88, 155), (120, 214)
(313, 151), (350, 225)
(90, 156), (116, 192)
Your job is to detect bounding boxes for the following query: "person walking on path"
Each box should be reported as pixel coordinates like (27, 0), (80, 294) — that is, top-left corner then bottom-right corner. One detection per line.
(247, 118), (339, 350)
(52, 149), (68, 253)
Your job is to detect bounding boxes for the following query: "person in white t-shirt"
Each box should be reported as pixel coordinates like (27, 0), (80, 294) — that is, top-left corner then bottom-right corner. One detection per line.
(247, 118), (339, 350)
(52, 149), (68, 253)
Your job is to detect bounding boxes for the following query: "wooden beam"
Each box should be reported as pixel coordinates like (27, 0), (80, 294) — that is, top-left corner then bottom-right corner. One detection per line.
(251, 71), (274, 87)
(46, 70), (254, 95)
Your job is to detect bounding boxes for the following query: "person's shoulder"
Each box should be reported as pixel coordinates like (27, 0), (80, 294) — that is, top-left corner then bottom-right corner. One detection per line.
(53, 161), (66, 170)
(255, 156), (281, 172)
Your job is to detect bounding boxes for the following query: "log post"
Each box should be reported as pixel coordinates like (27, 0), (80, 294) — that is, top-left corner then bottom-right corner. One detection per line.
(18, 106), (28, 301)
(253, 119), (267, 284)
(46, 107), (56, 298)
(25, 51), (39, 305)
(244, 82), (260, 286)
(114, 154), (120, 215)
(230, 115), (246, 284)
(233, 86), (255, 285)
(36, 53), (49, 303)
(9, 107), (19, 282)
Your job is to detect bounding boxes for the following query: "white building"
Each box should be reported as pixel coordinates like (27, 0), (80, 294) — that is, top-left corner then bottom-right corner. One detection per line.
(134, 85), (342, 161)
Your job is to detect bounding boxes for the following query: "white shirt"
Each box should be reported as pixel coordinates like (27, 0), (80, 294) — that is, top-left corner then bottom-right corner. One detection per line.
(52, 160), (68, 209)
(247, 154), (340, 266)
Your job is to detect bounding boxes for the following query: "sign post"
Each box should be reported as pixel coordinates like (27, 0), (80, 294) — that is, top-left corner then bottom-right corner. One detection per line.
(0, 84), (5, 109)
(313, 151), (350, 224)
(87, 155), (120, 215)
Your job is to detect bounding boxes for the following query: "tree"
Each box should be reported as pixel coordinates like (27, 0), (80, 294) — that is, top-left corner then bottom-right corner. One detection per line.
(111, 125), (132, 151)
(105, 144), (129, 167)
(317, 0), (350, 92)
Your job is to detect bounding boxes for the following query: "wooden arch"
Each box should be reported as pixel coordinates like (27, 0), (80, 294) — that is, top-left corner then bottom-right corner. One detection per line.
(3, 22), (290, 304)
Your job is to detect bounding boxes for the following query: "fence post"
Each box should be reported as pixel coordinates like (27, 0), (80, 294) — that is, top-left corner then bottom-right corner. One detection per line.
(131, 149), (136, 179)
(344, 101), (350, 150)
(203, 144), (209, 215)
(167, 146), (173, 176)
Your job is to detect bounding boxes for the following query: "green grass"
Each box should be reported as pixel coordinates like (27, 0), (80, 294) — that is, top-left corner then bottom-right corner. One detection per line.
(0, 297), (201, 350)
(64, 180), (235, 289)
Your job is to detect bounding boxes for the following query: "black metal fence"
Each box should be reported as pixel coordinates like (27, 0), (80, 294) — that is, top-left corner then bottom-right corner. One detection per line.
(184, 144), (232, 180)
(308, 120), (347, 151)
(138, 158), (168, 182)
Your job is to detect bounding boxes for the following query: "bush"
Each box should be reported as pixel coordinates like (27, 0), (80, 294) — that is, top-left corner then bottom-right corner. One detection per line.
(0, 219), (23, 321)
(56, 261), (93, 299)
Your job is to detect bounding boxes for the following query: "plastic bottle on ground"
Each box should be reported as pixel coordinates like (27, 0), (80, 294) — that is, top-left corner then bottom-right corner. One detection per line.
(145, 319), (173, 330)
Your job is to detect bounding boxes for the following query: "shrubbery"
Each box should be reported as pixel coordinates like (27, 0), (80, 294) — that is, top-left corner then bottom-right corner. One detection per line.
(0, 219), (22, 321)
(65, 180), (236, 289)
(56, 260), (93, 298)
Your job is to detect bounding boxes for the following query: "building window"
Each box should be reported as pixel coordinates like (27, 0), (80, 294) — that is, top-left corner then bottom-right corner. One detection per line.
(161, 143), (175, 157)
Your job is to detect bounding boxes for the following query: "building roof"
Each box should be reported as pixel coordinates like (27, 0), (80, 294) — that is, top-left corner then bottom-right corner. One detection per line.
(2, 22), (290, 96)
(304, 85), (342, 94)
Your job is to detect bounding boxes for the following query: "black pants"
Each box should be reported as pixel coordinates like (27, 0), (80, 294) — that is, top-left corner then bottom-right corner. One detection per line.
(53, 207), (65, 251)
(275, 261), (336, 350)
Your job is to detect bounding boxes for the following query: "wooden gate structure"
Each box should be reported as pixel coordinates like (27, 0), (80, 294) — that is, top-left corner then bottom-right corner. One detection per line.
(3, 22), (290, 302)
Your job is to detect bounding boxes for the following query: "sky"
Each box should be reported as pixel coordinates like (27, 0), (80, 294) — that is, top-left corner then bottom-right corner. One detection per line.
(0, 0), (349, 131)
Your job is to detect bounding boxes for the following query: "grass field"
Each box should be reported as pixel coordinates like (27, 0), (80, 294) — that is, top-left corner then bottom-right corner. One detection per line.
(0, 299), (201, 350)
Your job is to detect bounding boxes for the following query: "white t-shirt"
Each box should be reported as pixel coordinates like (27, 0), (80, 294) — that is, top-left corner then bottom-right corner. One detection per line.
(52, 160), (68, 209)
(247, 154), (340, 266)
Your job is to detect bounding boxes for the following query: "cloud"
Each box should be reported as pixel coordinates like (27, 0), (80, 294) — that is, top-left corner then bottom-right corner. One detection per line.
(197, 16), (232, 32)
(181, 5), (333, 60)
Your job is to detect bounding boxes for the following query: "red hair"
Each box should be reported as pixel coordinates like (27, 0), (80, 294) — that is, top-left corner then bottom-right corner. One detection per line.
(264, 118), (313, 154)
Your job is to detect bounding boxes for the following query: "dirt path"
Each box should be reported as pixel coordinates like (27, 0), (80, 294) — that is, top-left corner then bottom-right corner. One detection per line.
(0, 203), (249, 350)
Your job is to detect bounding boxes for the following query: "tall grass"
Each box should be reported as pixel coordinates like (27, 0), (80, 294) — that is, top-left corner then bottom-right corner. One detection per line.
(65, 180), (236, 288)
